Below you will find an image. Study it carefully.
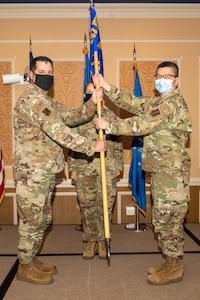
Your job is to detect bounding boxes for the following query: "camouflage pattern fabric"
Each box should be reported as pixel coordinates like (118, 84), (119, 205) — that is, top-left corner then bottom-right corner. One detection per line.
(13, 84), (98, 263)
(151, 169), (190, 258)
(68, 106), (123, 242)
(105, 86), (191, 174)
(16, 172), (55, 264)
(75, 173), (117, 242)
(13, 84), (97, 176)
(104, 85), (192, 258)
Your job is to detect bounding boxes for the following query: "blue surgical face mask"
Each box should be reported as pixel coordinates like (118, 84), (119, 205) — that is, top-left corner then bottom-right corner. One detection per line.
(155, 78), (173, 95)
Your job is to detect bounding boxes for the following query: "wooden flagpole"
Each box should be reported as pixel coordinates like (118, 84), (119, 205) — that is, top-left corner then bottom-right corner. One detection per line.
(94, 51), (111, 264)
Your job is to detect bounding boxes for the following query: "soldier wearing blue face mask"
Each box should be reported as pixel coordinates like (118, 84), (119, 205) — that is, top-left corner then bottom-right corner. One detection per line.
(154, 64), (178, 95)
(92, 61), (192, 286)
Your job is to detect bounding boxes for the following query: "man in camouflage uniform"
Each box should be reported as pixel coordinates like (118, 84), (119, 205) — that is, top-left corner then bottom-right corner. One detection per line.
(68, 81), (123, 260)
(13, 56), (107, 285)
(93, 62), (192, 285)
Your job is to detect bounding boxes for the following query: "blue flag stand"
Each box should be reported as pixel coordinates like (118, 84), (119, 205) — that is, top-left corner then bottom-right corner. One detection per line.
(125, 204), (147, 232)
(125, 201), (146, 232)
(135, 206), (145, 232)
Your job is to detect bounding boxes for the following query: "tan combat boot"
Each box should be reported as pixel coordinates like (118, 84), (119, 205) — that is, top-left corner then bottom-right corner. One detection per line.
(147, 256), (184, 285)
(83, 241), (97, 259)
(33, 258), (57, 275)
(148, 257), (183, 274)
(17, 262), (53, 285)
(98, 240), (107, 259)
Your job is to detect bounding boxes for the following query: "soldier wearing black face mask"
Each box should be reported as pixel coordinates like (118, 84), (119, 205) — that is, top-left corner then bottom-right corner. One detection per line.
(68, 81), (123, 261)
(33, 73), (54, 91)
(13, 56), (107, 285)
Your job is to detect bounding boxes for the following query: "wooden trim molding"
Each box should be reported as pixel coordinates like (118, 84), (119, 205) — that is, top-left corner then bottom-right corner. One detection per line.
(2, 184), (199, 225)
(0, 3), (200, 19)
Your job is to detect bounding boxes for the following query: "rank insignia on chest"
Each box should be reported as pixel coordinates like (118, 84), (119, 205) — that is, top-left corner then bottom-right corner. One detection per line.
(160, 103), (170, 116)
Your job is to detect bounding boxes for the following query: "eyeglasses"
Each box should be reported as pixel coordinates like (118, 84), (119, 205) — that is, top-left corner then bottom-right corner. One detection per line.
(154, 74), (177, 80)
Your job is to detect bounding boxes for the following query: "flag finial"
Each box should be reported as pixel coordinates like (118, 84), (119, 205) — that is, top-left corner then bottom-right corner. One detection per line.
(133, 44), (136, 61)
(89, 0), (94, 7)
(133, 44), (138, 70)
(84, 32), (87, 47)
(83, 32), (89, 55)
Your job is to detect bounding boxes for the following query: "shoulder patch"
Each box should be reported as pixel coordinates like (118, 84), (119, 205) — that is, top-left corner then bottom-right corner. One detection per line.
(33, 100), (52, 117)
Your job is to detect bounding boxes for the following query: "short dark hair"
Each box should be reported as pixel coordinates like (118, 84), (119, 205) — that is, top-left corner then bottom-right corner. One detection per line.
(30, 56), (53, 72)
(84, 81), (94, 94)
(156, 61), (179, 77)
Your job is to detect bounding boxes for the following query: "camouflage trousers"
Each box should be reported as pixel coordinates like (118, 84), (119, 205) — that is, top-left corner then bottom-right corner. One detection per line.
(15, 171), (56, 264)
(76, 173), (117, 242)
(151, 169), (190, 258)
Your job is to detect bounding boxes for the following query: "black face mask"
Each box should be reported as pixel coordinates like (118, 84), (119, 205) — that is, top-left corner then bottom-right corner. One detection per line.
(84, 93), (92, 103)
(35, 74), (54, 91)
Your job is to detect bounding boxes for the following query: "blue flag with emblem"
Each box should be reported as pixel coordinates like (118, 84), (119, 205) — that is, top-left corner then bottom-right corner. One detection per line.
(83, 33), (91, 104)
(89, 6), (104, 76)
(128, 64), (146, 216)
